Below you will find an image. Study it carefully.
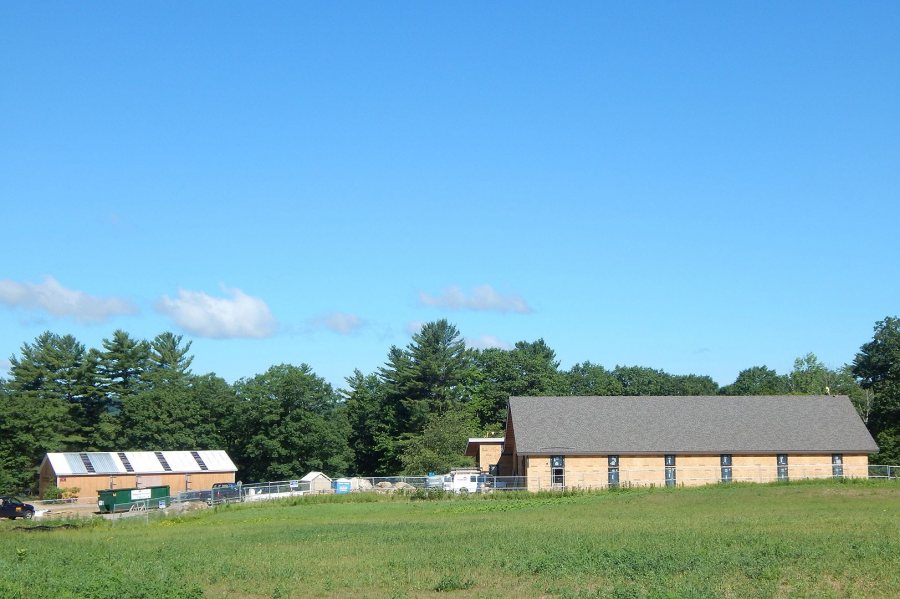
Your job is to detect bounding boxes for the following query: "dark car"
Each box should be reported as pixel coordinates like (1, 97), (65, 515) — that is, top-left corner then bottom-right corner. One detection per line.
(207, 482), (241, 505)
(0, 496), (35, 520)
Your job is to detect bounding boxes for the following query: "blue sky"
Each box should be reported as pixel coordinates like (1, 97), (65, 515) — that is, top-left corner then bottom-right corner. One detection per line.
(2, 2), (898, 389)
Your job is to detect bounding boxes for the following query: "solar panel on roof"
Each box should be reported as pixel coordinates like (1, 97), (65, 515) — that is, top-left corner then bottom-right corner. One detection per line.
(154, 451), (172, 472)
(191, 451), (209, 471)
(79, 453), (96, 473)
(118, 452), (134, 472)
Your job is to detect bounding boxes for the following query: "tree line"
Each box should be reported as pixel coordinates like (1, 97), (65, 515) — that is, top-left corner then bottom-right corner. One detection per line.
(1, 318), (897, 493)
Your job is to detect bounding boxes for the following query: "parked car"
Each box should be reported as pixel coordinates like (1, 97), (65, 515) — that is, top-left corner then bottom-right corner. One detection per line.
(0, 496), (35, 520)
(208, 482), (241, 505)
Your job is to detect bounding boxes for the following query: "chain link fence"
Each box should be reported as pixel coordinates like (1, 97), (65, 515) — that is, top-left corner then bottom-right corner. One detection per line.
(30, 464), (897, 519)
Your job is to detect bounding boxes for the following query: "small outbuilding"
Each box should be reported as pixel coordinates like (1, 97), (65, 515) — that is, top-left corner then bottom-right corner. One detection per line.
(39, 450), (237, 500)
(300, 471), (332, 493)
(464, 437), (504, 474)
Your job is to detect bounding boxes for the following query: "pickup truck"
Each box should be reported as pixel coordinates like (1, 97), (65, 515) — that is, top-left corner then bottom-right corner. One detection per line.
(0, 496), (35, 520)
(207, 482), (241, 505)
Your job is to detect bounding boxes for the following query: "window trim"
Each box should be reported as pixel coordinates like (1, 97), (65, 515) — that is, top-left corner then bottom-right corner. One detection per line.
(664, 454), (676, 487)
(777, 454), (789, 481)
(607, 455), (620, 488)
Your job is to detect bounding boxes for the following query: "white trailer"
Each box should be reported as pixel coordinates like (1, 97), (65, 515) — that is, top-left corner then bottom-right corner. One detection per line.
(442, 469), (486, 493)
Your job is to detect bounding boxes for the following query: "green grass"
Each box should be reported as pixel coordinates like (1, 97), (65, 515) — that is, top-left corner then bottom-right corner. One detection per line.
(0, 480), (897, 598)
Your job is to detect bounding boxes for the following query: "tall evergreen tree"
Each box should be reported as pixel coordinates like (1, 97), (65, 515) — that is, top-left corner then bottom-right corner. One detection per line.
(2, 333), (91, 491)
(97, 330), (150, 410)
(344, 370), (395, 475)
(381, 320), (472, 435)
(147, 331), (194, 386)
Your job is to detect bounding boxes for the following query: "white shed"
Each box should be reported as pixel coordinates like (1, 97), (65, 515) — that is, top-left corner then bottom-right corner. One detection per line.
(300, 471), (332, 493)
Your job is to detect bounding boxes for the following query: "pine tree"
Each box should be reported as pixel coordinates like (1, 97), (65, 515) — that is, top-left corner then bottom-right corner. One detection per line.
(97, 330), (150, 410)
(147, 331), (194, 386)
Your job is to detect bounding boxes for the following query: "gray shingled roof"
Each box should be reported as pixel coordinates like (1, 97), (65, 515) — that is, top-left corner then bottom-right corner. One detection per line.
(508, 396), (878, 455)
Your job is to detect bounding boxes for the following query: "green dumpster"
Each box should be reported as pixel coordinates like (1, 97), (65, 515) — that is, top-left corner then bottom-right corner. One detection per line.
(97, 485), (170, 513)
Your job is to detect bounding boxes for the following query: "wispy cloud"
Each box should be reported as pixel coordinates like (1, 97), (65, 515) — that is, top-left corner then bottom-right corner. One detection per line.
(406, 320), (424, 335)
(0, 276), (137, 323)
(418, 284), (531, 314)
(0, 358), (10, 375)
(157, 286), (276, 339)
(466, 335), (512, 350)
(315, 312), (366, 335)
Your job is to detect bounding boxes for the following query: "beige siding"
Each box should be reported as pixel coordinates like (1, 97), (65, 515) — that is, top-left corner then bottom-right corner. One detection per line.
(673, 455), (721, 486)
(44, 471), (236, 500)
(525, 456), (551, 492)
(478, 444), (502, 472)
(841, 454), (870, 478)
(620, 456), (666, 486)
(561, 456), (607, 489)
(789, 454), (868, 480)
(730, 455), (776, 482)
(517, 453), (870, 491)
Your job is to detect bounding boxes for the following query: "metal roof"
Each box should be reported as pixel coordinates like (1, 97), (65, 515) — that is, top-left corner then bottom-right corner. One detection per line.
(45, 451), (237, 475)
(508, 395), (879, 455)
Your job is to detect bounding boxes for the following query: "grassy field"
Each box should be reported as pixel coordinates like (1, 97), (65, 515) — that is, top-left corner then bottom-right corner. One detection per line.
(0, 480), (898, 598)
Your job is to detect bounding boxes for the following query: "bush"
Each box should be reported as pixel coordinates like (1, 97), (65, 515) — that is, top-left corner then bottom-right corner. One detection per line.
(42, 485), (80, 500)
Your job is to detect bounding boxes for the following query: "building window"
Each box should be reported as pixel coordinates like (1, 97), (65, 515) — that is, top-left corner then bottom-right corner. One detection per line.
(777, 454), (788, 481)
(664, 454), (676, 487)
(488, 464), (498, 476)
(608, 455), (619, 488)
(551, 456), (565, 487)
(720, 454), (732, 483)
(832, 454), (843, 478)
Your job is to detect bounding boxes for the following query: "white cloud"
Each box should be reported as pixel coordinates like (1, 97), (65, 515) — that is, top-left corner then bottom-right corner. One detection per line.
(317, 312), (366, 335)
(406, 320), (424, 335)
(418, 284), (532, 314)
(0, 358), (10, 375)
(157, 286), (276, 339)
(0, 276), (137, 323)
(466, 335), (512, 350)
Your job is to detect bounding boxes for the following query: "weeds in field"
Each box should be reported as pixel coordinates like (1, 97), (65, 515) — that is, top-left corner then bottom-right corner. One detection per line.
(0, 479), (897, 598)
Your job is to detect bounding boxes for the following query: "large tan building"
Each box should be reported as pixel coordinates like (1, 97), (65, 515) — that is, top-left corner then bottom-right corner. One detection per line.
(39, 450), (238, 500)
(478, 395), (878, 491)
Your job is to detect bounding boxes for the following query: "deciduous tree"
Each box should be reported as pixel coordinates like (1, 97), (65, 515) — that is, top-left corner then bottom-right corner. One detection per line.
(852, 317), (900, 464)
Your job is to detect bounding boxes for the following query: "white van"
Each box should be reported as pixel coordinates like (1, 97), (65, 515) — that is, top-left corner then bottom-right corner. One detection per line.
(442, 469), (486, 494)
